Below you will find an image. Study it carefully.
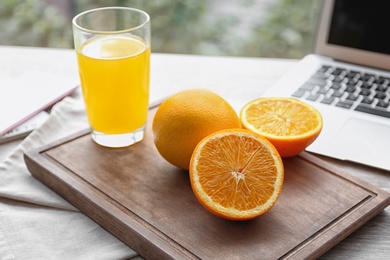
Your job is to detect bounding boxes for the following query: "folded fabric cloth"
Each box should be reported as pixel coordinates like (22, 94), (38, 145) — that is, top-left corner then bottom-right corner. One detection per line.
(0, 91), (136, 259)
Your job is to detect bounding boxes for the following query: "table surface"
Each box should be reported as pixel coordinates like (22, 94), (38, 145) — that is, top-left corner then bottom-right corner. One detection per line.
(1, 46), (389, 259)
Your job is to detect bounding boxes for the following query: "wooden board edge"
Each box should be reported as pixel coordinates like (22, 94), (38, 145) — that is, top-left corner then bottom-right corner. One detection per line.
(288, 153), (390, 259)
(24, 141), (198, 260)
(289, 193), (390, 260)
(22, 135), (390, 260)
(299, 153), (390, 203)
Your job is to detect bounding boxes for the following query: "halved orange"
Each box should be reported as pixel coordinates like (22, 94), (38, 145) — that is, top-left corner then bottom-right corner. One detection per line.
(240, 97), (323, 157)
(189, 129), (284, 221)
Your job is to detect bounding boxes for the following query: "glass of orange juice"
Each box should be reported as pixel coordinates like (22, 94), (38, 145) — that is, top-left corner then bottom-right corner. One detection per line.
(72, 7), (150, 148)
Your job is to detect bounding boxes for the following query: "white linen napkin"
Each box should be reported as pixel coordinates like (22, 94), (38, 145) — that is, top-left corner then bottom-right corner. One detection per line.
(0, 90), (136, 259)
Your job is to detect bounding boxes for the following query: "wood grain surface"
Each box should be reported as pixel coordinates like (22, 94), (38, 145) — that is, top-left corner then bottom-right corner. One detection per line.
(24, 108), (390, 260)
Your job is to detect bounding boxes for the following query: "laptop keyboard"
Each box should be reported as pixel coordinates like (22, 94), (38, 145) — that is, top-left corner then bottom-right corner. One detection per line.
(292, 65), (390, 119)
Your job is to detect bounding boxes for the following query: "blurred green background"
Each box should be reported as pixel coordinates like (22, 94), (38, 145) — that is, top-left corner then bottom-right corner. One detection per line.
(0, 0), (321, 58)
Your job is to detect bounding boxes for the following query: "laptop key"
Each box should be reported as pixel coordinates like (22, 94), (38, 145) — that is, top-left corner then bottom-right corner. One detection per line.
(361, 82), (373, 89)
(318, 65), (331, 73)
(361, 73), (374, 82)
(361, 96), (374, 105)
(332, 76), (344, 83)
(332, 90), (344, 98)
(355, 105), (390, 118)
(307, 77), (326, 87)
(312, 71), (327, 79)
(345, 84), (357, 93)
(346, 71), (358, 78)
(336, 100), (353, 109)
(376, 100), (389, 108)
(317, 86), (329, 94)
(292, 88), (307, 98)
(300, 82), (316, 91)
(330, 82), (342, 90)
(374, 77), (387, 85)
(321, 96), (335, 104)
(346, 93), (358, 101)
(375, 91), (387, 99)
(359, 89), (371, 96)
(346, 77), (358, 85)
(306, 93), (321, 101)
(376, 85), (388, 92)
(331, 68), (346, 76)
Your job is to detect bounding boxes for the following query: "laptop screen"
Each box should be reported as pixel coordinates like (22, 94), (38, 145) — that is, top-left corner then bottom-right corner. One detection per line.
(315, 0), (390, 71)
(328, 0), (390, 55)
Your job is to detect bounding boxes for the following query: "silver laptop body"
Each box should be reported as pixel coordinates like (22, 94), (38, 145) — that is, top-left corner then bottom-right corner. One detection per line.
(263, 0), (390, 171)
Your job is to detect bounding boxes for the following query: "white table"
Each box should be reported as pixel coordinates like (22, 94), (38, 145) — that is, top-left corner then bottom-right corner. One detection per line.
(0, 46), (388, 259)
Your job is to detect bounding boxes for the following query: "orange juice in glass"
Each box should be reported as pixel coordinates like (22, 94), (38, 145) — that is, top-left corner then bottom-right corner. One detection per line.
(73, 7), (150, 147)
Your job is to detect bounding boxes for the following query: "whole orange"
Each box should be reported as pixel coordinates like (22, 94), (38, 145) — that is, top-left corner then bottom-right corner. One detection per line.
(152, 89), (241, 170)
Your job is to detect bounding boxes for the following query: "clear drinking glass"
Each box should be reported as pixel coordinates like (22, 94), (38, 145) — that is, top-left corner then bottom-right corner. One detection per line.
(72, 7), (151, 148)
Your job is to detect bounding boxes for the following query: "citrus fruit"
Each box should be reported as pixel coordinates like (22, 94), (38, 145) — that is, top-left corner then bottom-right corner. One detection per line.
(152, 89), (241, 170)
(190, 129), (284, 221)
(240, 97), (323, 157)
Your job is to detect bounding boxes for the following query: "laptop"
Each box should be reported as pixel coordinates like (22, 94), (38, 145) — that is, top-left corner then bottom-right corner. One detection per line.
(263, 0), (390, 171)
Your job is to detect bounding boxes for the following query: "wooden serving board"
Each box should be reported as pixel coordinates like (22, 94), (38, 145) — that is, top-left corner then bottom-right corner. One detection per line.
(24, 108), (390, 260)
